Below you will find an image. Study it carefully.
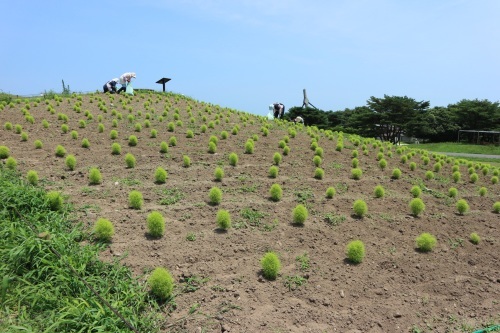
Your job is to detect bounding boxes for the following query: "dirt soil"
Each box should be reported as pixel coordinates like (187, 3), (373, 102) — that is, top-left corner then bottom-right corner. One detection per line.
(1, 93), (499, 333)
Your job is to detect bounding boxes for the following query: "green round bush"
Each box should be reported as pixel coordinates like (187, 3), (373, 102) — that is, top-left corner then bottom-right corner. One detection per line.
(415, 233), (437, 252)
(208, 187), (222, 205)
(283, 146), (290, 156)
(278, 140), (286, 149)
(148, 267), (174, 300)
(492, 202), (500, 214)
(94, 218), (114, 242)
(491, 176), (499, 184)
(456, 199), (469, 215)
(147, 211), (165, 237)
(410, 185), (421, 198)
(110, 129), (118, 140)
(452, 171), (461, 183)
(379, 158), (387, 170)
(71, 130), (78, 140)
(5, 157), (17, 170)
(128, 135), (138, 146)
(160, 141), (168, 153)
(208, 141), (217, 154)
(55, 145), (66, 157)
(111, 143), (121, 155)
(229, 152), (238, 166)
(269, 184), (283, 202)
(392, 168), (402, 179)
(244, 140), (254, 154)
(261, 252), (281, 280)
(34, 140), (43, 149)
(0, 145), (10, 159)
(425, 171), (434, 180)
(216, 209), (231, 230)
(81, 138), (90, 148)
(409, 162), (417, 171)
(183, 155), (191, 167)
(315, 147), (324, 158)
(374, 185), (385, 198)
(313, 155), (322, 167)
(273, 152), (282, 165)
(65, 154), (77, 171)
(448, 187), (458, 198)
(469, 232), (480, 245)
(409, 198), (425, 216)
(129, 190), (143, 209)
(155, 167), (168, 184)
(88, 167), (102, 185)
(351, 158), (359, 168)
(314, 168), (324, 180)
(346, 240), (365, 264)
(269, 166), (279, 178)
(352, 199), (368, 218)
(168, 136), (177, 147)
(46, 191), (63, 211)
(292, 204), (308, 225)
(351, 168), (362, 180)
(186, 129), (194, 138)
(214, 167), (224, 181)
(125, 153), (136, 168)
(326, 187), (336, 199)
(26, 170), (39, 185)
(478, 186), (487, 197)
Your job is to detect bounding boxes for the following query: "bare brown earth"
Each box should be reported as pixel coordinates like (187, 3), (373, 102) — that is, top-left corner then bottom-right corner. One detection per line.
(0, 93), (499, 333)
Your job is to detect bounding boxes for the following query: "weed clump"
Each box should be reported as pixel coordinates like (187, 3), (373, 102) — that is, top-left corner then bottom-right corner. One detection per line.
(148, 267), (174, 300)
(261, 252), (281, 280)
(469, 232), (480, 245)
(292, 204), (308, 225)
(216, 209), (231, 230)
(94, 218), (114, 242)
(346, 240), (365, 264)
(129, 190), (144, 209)
(147, 211), (165, 237)
(415, 233), (437, 252)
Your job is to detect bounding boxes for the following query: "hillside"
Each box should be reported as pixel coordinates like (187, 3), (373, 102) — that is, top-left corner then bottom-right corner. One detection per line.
(0, 92), (499, 333)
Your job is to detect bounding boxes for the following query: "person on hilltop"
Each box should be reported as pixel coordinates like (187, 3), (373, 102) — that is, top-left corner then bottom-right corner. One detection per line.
(272, 102), (285, 119)
(117, 72), (136, 93)
(294, 116), (304, 124)
(103, 78), (119, 94)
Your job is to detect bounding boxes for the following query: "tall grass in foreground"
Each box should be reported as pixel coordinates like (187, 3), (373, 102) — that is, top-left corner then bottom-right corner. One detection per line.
(0, 166), (161, 332)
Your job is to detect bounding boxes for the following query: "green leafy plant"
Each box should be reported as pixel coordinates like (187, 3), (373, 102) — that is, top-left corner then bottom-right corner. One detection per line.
(244, 139), (254, 154)
(155, 167), (168, 184)
(478, 186), (487, 197)
(415, 233), (437, 252)
(34, 140), (43, 149)
(313, 155), (322, 167)
(183, 155), (191, 167)
(409, 198), (425, 216)
(351, 168), (362, 180)
(94, 218), (114, 242)
(214, 166), (224, 182)
(392, 168), (401, 179)
(125, 153), (136, 168)
(351, 158), (359, 168)
(269, 183), (283, 202)
(325, 186), (336, 198)
(314, 167), (324, 180)
(409, 162), (416, 171)
(81, 138), (90, 148)
(55, 145), (66, 157)
(65, 154), (76, 170)
(456, 199), (469, 215)
(448, 187), (458, 198)
(46, 191), (63, 211)
(452, 171), (461, 183)
(128, 135), (138, 146)
(346, 240), (365, 264)
(425, 170), (434, 180)
(169, 136), (177, 146)
(208, 141), (217, 154)
(273, 152), (282, 165)
(379, 158), (387, 170)
(469, 232), (480, 245)
(374, 185), (385, 198)
(491, 176), (499, 184)
(410, 185), (421, 198)
(147, 211), (165, 237)
(216, 209), (231, 230)
(88, 167), (102, 185)
(292, 204), (308, 225)
(148, 267), (174, 300)
(352, 199), (368, 218)
(111, 142), (121, 155)
(261, 252), (281, 280)
(129, 190), (144, 209)
(228, 152), (238, 166)
(492, 201), (500, 213)
(469, 172), (479, 183)
(0, 145), (10, 159)
(208, 186), (222, 205)
(160, 141), (168, 153)
(110, 129), (118, 140)
(5, 157), (17, 170)
(26, 170), (39, 185)
(70, 130), (78, 140)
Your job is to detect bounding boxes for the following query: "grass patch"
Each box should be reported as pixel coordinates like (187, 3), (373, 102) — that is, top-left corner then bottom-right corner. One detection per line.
(156, 187), (185, 205)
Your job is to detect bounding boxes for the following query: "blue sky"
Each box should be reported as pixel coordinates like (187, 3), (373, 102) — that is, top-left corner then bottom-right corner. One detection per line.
(1, 0), (498, 116)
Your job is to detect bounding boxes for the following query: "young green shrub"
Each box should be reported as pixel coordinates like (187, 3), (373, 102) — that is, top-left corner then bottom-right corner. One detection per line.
(128, 135), (138, 146)
(283, 146), (290, 156)
(351, 150), (359, 158)
(244, 139), (254, 154)
(14, 124), (22, 134)
(98, 123), (105, 133)
(80, 137), (90, 148)
(315, 147), (324, 158)
(150, 129), (157, 138)
(147, 211), (165, 237)
(269, 165), (279, 178)
(469, 173), (479, 183)
(228, 152), (238, 166)
(351, 158), (359, 168)
(478, 186), (487, 197)
(4, 122), (13, 130)
(34, 140), (43, 149)
(269, 183), (283, 202)
(313, 155), (322, 167)
(214, 167), (224, 182)
(216, 209), (231, 230)
(456, 199), (469, 215)
(208, 141), (217, 154)
(351, 168), (362, 180)
(155, 167), (168, 184)
(352, 199), (368, 218)
(469, 232), (480, 245)
(55, 145), (66, 157)
(409, 162), (417, 171)
(167, 122), (175, 132)
(148, 267), (174, 300)
(410, 185), (421, 198)
(314, 167), (325, 180)
(409, 198), (425, 216)
(208, 187), (222, 205)
(378, 158), (387, 170)
(346, 240), (365, 264)
(0, 145), (10, 159)
(433, 162), (442, 172)
(200, 124), (207, 133)
(125, 153), (136, 168)
(452, 171), (461, 183)
(425, 170), (434, 180)
(110, 129), (118, 140)
(183, 155), (191, 167)
(160, 141), (168, 153)
(186, 129), (194, 138)
(5, 157), (17, 170)
(292, 204), (308, 225)
(278, 140), (286, 149)
(61, 124), (69, 134)
(26, 170), (39, 185)
(415, 233), (437, 252)
(46, 191), (63, 211)
(400, 155), (408, 164)
(273, 152), (282, 165)
(94, 218), (114, 242)
(168, 136), (177, 146)
(111, 142), (121, 155)
(448, 187), (458, 198)
(391, 168), (401, 179)
(326, 187), (336, 199)
(261, 252), (281, 280)
(88, 167), (102, 185)
(374, 185), (385, 198)
(129, 190), (144, 209)
(492, 202), (500, 213)
(64, 154), (76, 170)
(491, 176), (499, 184)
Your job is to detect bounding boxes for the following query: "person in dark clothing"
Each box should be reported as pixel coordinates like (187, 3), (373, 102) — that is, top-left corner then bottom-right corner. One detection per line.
(103, 78), (118, 93)
(273, 102), (285, 119)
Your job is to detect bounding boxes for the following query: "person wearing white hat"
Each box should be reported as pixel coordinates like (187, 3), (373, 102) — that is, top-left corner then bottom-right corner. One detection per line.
(117, 72), (136, 93)
(103, 78), (119, 94)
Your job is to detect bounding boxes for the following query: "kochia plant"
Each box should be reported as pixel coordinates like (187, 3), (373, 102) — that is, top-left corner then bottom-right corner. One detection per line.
(148, 267), (174, 300)
(261, 252), (281, 280)
(94, 218), (114, 242)
(292, 204), (308, 225)
(147, 211), (165, 237)
(129, 190), (144, 209)
(346, 240), (365, 264)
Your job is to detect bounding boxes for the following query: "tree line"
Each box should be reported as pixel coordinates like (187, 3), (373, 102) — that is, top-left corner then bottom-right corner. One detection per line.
(284, 95), (500, 143)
